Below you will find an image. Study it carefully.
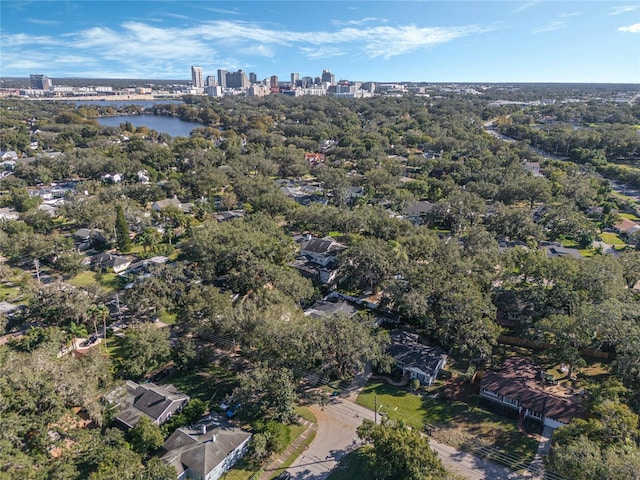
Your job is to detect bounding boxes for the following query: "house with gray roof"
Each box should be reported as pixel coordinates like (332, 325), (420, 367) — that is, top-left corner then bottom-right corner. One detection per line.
(304, 298), (358, 319)
(161, 415), (251, 480)
(109, 380), (190, 429)
(387, 329), (447, 386)
(299, 236), (346, 267)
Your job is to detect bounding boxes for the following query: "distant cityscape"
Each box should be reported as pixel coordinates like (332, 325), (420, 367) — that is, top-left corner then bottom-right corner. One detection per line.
(0, 69), (637, 103)
(0, 67), (486, 100)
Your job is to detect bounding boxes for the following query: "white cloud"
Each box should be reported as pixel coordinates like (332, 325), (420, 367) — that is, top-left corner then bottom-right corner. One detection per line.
(618, 23), (640, 33)
(331, 17), (388, 27)
(0, 18), (487, 76)
(27, 18), (61, 26)
(533, 21), (566, 34)
(558, 12), (582, 18)
(511, 2), (538, 14)
(608, 5), (639, 16)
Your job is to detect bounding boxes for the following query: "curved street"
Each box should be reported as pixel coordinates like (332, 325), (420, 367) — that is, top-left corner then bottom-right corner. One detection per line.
(285, 397), (531, 480)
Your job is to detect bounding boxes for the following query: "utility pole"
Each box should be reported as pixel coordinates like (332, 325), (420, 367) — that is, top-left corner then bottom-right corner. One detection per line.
(33, 258), (40, 283)
(374, 395), (377, 424)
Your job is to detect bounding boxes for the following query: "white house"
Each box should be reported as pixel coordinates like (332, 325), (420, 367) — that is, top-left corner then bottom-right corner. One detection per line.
(161, 415), (251, 480)
(386, 329), (447, 386)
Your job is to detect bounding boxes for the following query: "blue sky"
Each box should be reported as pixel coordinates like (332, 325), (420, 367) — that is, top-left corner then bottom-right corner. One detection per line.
(1, 1), (639, 83)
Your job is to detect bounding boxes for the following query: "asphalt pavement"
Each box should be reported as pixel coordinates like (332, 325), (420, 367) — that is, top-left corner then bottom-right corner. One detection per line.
(286, 398), (531, 480)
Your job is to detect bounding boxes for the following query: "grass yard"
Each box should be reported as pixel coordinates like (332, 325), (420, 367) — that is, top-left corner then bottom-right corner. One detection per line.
(69, 271), (126, 293)
(356, 381), (539, 464)
(600, 232), (626, 245)
(169, 362), (238, 405)
(221, 458), (260, 480)
(618, 212), (640, 221)
(158, 309), (177, 325)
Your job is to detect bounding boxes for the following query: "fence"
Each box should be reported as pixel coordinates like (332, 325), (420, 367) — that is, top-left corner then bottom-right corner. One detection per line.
(498, 335), (613, 360)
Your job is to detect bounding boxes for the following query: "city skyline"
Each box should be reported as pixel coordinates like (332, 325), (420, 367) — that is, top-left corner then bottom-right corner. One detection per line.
(1, 1), (639, 83)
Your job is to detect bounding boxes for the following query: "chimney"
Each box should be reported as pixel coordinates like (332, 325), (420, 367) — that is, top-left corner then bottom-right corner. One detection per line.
(211, 434), (217, 443)
(201, 424), (207, 434)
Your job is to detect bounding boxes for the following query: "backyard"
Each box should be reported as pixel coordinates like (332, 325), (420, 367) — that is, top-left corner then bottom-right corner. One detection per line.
(356, 380), (540, 468)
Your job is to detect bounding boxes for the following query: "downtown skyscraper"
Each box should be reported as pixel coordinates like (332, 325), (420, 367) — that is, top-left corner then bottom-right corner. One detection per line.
(191, 66), (204, 88)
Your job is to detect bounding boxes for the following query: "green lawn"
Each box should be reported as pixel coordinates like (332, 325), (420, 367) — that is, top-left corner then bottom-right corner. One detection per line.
(600, 232), (625, 245)
(618, 212), (640, 221)
(158, 309), (177, 325)
(169, 363), (238, 405)
(356, 381), (539, 464)
(69, 271), (126, 293)
(295, 405), (318, 424)
(221, 458), (260, 480)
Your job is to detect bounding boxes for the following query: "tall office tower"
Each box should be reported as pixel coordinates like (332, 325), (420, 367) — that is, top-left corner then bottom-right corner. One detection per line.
(225, 70), (250, 89)
(270, 75), (279, 88)
(30, 74), (52, 90)
(205, 75), (216, 87)
(290, 72), (299, 86)
(321, 69), (335, 85)
(301, 76), (313, 88)
(191, 66), (204, 88)
(217, 69), (228, 88)
(249, 72), (257, 84)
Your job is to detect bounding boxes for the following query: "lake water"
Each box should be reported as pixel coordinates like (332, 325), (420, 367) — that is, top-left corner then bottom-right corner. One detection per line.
(96, 114), (201, 137)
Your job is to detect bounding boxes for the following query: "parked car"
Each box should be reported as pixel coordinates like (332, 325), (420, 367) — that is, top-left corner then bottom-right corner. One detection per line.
(275, 472), (291, 480)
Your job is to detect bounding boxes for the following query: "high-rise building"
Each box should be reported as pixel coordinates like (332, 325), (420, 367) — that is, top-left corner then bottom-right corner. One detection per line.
(301, 76), (314, 88)
(225, 70), (250, 89)
(249, 72), (258, 84)
(30, 74), (52, 90)
(205, 75), (216, 87)
(191, 66), (204, 88)
(321, 69), (335, 85)
(291, 72), (299, 86)
(217, 69), (228, 88)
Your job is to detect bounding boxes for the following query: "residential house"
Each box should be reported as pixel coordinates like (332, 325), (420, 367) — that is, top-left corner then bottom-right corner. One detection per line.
(72, 228), (106, 251)
(479, 357), (584, 429)
(387, 329), (447, 386)
(613, 218), (640, 237)
(161, 415), (251, 480)
(0, 207), (19, 221)
(152, 197), (193, 213)
(88, 253), (131, 273)
(108, 381), (190, 429)
(402, 200), (435, 225)
(539, 241), (583, 259)
(304, 297), (358, 319)
(0, 150), (18, 161)
(101, 172), (123, 184)
(523, 161), (543, 177)
(291, 235), (346, 285)
(213, 210), (246, 222)
(299, 236), (346, 267)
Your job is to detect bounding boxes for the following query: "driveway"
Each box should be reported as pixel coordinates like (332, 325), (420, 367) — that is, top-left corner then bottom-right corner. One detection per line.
(287, 398), (529, 480)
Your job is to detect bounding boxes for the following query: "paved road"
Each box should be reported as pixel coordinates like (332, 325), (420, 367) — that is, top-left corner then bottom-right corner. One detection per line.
(287, 398), (528, 480)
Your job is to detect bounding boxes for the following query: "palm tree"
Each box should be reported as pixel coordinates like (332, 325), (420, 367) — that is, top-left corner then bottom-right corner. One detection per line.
(88, 304), (110, 351)
(67, 321), (88, 351)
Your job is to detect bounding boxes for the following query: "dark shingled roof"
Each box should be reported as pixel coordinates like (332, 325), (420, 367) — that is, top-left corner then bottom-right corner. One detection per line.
(387, 329), (447, 378)
(300, 236), (346, 255)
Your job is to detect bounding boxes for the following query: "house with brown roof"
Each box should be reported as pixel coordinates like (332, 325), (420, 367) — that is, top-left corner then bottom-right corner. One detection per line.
(160, 415), (251, 480)
(479, 357), (584, 429)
